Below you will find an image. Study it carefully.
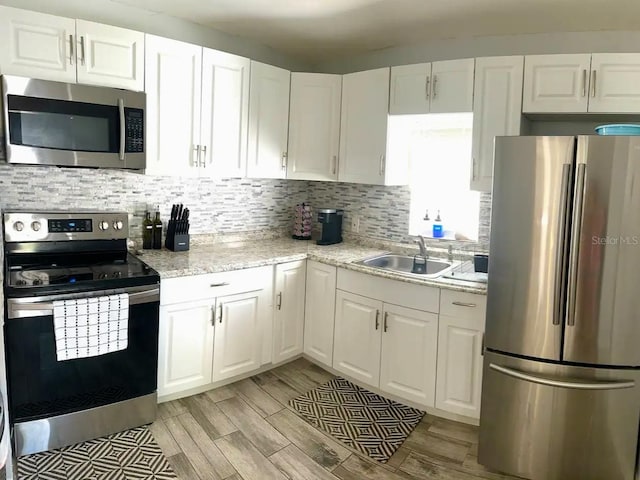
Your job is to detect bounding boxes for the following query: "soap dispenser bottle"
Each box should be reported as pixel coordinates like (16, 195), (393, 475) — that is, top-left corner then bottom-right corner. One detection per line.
(432, 210), (444, 238)
(422, 209), (431, 236)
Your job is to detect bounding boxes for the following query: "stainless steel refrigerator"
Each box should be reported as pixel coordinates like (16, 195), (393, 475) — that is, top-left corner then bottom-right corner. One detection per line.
(479, 136), (640, 480)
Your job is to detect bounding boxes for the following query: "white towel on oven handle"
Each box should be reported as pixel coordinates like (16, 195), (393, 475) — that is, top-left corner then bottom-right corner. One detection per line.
(53, 293), (129, 361)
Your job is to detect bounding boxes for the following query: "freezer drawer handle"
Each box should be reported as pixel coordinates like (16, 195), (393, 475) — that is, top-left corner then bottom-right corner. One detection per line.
(489, 363), (635, 390)
(452, 301), (476, 308)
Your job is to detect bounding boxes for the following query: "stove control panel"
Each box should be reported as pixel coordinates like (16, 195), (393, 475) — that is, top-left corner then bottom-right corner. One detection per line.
(3, 212), (129, 242)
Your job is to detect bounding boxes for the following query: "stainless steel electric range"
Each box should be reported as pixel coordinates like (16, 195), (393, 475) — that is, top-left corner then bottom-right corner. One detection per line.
(2, 211), (160, 456)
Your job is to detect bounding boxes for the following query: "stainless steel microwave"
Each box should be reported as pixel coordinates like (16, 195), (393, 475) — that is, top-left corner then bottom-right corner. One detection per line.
(1, 75), (145, 170)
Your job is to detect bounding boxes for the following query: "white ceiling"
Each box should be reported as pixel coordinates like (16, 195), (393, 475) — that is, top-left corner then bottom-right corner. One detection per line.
(112, 0), (640, 63)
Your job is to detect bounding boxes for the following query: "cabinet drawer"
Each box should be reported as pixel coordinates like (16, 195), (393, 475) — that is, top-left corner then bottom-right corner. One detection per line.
(337, 268), (439, 313)
(440, 289), (486, 321)
(161, 266), (273, 305)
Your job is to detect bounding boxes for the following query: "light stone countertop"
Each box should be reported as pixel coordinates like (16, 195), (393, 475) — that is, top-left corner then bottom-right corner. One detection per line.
(136, 238), (487, 295)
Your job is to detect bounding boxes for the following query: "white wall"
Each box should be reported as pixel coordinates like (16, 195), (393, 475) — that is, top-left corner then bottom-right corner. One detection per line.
(315, 30), (640, 73)
(0, 0), (312, 71)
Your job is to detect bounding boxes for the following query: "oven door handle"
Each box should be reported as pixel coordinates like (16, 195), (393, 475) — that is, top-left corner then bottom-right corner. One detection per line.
(7, 286), (159, 320)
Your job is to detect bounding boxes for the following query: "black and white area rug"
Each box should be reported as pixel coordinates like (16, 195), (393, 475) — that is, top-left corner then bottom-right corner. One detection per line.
(289, 377), (425, 463)
(17, 426), (176, 480)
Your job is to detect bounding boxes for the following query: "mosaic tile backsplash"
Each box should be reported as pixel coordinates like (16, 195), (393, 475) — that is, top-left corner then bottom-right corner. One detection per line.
(0, 165), (308, 241)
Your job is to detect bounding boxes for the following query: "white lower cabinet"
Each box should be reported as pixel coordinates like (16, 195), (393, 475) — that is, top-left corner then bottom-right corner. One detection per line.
(303, 261), (337, 366)
(273, 261), (307, 364)
(158, 299), (215, 397)
(436, 290), (486, 418)
(213, 288), (270, 382)
(380, 304), (438, 407)
(157, 266), (273, 398)
(333, 290), (383, 385)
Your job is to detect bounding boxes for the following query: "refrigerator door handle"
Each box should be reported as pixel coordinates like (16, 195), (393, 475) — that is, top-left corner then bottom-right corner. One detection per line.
(489, 363), (635, 390)
(566, 163), (587, 327)
(553, 163), (572, 326)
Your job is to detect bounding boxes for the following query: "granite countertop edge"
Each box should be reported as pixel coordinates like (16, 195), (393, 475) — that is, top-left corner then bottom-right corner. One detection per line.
(136, 240), (487, 295)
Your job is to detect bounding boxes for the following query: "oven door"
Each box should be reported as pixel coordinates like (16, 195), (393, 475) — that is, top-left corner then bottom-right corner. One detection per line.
(5, 285), (159, 424)
(2, 75), (145, 169)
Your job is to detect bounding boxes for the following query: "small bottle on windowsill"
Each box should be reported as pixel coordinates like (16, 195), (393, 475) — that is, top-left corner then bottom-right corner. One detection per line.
(432, 210), (444, 238)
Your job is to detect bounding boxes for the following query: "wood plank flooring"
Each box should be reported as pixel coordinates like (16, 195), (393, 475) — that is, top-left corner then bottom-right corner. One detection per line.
(152, 358), (520, 480)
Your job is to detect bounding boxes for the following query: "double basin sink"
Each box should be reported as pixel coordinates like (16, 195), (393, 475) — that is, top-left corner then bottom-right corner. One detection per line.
(355, 254), (455, 279)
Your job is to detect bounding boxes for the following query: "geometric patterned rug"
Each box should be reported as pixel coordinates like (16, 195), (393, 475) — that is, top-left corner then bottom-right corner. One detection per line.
(289, 377), (425, 463)
(16, 426), (176, 480)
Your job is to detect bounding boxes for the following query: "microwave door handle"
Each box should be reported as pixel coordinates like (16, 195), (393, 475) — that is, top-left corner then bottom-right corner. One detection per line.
(118, 98), (125, 161)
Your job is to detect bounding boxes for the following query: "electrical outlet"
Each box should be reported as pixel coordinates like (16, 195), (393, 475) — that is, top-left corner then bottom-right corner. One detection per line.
(351, 215), (360, 233)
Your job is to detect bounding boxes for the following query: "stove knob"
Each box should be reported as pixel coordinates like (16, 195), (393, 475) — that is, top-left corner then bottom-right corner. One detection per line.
(13, 221), (24, 232)
(99, 221), (110, 231)
(98, 272), (109, 280)
(112, 271), (122, 278)
(113, 220), (124, 231)
(31, 221), (41, 232)
(32, 278), (42, 286)
(15, 279), (27, 286)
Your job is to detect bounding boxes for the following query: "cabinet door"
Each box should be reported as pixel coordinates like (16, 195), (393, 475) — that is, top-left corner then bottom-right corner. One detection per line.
(436, 313), (484, 419)
(389, 63), (431, 114)
(523, 54), (591, 113)
(273, 261), (307, 363)
(380, 304), (438, 407)
(333, 290), (382, 386)
(75, 20), (144, 90)
(213, 289), (268, 382)
(430, 58), (475, 113)
(0, 6), (76, 83)
(247, 61), (290, 179)
(338, 68), (390, 185)
(588, 53), (640, 113)
(303, 261), (337, 366)
(145, 35), (202, 177)
(471, 56), (524, 192)
(201, 49), (250, 178)
(287, 73), (342, 181)
(158, 300), (215, 397)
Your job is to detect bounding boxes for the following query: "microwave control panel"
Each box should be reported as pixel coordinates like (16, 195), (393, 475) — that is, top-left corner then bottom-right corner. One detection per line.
(125, 108), (144, 153)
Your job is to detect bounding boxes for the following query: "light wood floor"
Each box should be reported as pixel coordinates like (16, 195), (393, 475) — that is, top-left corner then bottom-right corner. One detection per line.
(151, 357), (519, 480)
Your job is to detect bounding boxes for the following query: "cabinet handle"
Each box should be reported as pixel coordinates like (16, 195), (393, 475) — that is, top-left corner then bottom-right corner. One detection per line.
(332, 155), (337, 175)
(581, 69), (587, 97)
(69, 34), (74, 65)
(80, 36), (86, 66)
(383, 311), (388, 332)
(472, 157), (477, 181)
(218, 304), (223, 324)
(210, 282), (229, 287)
(452, 301), (477, 308)
(375, 310), (380, 330)
(281, 152), (288, 170)
(193, 145), (201, 167)
(432, 74), (438, 98)
(210, 305), (216, 326)
(481, 333), (485, 356)
(591, 70), (597, 98)
(276, 292), (282, 310)
(379, 155), (385, 176)
(201, 145), (207, 168)
(425, 76), (430, 99)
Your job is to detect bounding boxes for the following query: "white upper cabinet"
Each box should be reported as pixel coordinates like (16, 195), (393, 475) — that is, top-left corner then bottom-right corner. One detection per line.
(287, 73), (342, 181)
(523, 54), (592, 113)
(471, 56), (524, 192)
(0, 7), (143, 89)
(430, 58), (475, 113)
(247, 61), (291, 179)
(75, 20), (144, 91)
(588, 53), (640, 113)
(303, 261), (337, 367)
(145, 35), (202, 177)
(0, 6), (76, 83)
(201, 49), (250, 178)
(389, 59), (474, 114)
(273, 261), (306, 364)
(389, 63), (431, 114)
(338, 67), (390, 185)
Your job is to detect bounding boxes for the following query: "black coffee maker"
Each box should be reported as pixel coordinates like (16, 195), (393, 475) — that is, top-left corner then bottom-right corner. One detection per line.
(317, 209), (344, 245)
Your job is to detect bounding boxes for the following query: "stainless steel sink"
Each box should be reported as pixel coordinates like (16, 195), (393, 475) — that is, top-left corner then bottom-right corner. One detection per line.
(355, 254), (453, 278)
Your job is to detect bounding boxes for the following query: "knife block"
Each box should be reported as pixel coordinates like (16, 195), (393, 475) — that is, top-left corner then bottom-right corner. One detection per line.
(166, 233), (189, 252)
